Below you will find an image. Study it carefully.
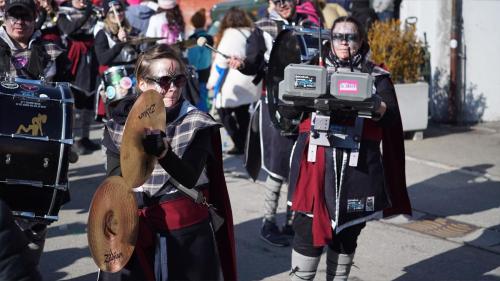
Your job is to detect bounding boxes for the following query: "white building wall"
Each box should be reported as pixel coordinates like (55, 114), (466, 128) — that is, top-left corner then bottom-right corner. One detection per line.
(399, 0), (500, 122)
(461, 0), (500, 121)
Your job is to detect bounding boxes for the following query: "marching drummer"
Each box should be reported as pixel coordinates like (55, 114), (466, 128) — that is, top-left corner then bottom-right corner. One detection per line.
(94, 0), (140, 69)
(57, 0), (101, 155)
(0, 0), (65, 80)
(94, 0), (139, 118)
(228, 0), (323, 247)
(0, 0), (68, 267)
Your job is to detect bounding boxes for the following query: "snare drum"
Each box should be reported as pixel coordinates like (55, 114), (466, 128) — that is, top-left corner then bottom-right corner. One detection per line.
(102, 65), (136, 105)
(0, 78), (73, 222)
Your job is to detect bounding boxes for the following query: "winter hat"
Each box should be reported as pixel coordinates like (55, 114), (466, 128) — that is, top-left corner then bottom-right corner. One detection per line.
(103, 0), (124, 15)
(5, 0), (36, 18)
(158, 0), (176, 10)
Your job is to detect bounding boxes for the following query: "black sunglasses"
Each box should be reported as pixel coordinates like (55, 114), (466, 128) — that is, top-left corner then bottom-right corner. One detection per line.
(272, 0), (293, 5)
(331, 33), (360, 42)
(146, 74), (187, 89)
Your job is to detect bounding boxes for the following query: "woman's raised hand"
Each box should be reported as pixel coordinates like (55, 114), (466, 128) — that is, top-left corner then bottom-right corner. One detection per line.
(118, 28), (127, 42)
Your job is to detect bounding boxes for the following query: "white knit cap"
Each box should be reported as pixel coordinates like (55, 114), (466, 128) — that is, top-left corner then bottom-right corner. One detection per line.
(158, 0), (176, 9)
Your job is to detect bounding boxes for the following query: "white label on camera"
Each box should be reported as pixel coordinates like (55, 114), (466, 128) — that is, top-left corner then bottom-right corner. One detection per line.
(308, 143), (317, 163)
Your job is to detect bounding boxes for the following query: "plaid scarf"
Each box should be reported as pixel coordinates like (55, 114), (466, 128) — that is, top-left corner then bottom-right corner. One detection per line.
(105, 100), (221, 197)
(0, 27), (63, 79)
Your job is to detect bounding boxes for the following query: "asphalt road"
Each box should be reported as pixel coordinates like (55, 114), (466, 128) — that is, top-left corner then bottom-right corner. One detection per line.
(38, 121), (500, 281)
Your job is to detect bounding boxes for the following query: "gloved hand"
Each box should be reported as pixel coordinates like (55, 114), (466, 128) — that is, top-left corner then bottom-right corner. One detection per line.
(371, 94), (386, 120)
(371, 94), (382, 112)
(142, 130), (167, 157)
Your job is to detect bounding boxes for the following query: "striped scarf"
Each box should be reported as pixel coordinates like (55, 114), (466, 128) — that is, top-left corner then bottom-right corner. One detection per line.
(105, 100), (221, 197)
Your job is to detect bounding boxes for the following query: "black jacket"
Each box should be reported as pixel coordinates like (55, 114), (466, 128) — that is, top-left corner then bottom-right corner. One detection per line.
(0, 39), (50, 80)
(0, 200), (42, 281)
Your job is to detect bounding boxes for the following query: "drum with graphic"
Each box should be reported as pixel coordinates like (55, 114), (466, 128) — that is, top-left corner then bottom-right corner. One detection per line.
(102, 65), (136, 105)
(0, 78), (73, 222)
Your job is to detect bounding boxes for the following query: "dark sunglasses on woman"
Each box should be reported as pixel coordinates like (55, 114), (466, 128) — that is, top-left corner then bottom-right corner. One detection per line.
(272, 0), (294, 5)
(146, 74), (187, 89)
(331, 33), (360, 43)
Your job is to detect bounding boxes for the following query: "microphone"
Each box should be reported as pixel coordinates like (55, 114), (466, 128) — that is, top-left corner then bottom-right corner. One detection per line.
(196, 37), (229, 59)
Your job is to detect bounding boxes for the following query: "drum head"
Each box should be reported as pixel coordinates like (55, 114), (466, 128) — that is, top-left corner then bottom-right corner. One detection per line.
(267, 29), (303, 85)
(87, 176), (138, 272)
(266, 29), (304, 124)
(120, 90), (166, 188)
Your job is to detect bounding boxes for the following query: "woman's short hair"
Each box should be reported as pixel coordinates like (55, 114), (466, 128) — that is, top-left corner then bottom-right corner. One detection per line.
(135, 45), (186, 87)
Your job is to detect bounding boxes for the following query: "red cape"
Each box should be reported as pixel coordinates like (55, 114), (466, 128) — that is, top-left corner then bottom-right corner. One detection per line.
(208, 129), (238, 281)
(128, 129), (237, 281)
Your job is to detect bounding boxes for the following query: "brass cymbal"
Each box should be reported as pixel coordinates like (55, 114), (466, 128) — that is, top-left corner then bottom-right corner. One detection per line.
(171, 38), (196, 49)
(127, 36), (165, 45)
(120, 89), (166, 188)
(87, 176), (138, 273)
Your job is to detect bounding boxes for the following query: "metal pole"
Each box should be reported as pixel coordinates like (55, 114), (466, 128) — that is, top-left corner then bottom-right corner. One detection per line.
(449, 0), (460, 124)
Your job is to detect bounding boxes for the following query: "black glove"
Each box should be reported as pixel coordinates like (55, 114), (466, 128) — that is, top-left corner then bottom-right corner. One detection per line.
(371, 94), (382, 111)
(142, 131), (167, 157)
(370, 94), (383, 119)
(84, 0), (93, 15)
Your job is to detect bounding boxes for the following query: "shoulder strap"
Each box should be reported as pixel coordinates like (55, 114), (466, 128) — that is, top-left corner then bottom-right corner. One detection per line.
(236, 28), (249, 40)
(167, 175), (225, 231)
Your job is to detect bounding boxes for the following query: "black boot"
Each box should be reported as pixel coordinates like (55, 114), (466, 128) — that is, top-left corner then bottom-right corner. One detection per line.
(260, 220), (290, 247)
(281, 224), (295, 237)
(75, 137), (101, 155)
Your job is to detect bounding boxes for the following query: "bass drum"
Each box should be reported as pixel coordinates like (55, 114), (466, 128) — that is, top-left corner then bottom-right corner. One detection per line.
(266, 27), (321, 132)
(0, 78), (73, 222)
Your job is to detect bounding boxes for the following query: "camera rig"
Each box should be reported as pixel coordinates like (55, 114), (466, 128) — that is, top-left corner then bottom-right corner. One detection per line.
(266, 26), (382, 164)
(278, 64), (380, 118)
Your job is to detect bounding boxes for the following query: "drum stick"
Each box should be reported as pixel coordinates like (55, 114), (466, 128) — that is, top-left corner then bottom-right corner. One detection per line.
(111, 4), (123, 30)
(196, 37), (229, 59)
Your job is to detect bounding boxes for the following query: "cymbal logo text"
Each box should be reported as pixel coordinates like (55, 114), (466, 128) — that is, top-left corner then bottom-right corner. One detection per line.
(104, 249), (124, 264)
(138, 104), (156, 120)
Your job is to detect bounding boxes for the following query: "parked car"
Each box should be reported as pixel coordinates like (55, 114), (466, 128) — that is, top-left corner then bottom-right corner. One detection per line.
(209, 0), (268, 34)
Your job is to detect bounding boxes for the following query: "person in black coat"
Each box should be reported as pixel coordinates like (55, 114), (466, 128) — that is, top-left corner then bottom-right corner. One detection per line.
(0, 199), (42, 281)
(287, 16), (411, 281)
(57, 0), (101, 155)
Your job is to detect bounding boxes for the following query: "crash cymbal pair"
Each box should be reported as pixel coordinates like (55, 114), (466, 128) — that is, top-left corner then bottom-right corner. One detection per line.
(87, 90), (166, 272)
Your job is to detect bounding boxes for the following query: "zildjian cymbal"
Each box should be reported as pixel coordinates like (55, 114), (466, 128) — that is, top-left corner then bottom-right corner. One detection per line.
(87, 176), (138, 272)
(120, 89), (166, 188)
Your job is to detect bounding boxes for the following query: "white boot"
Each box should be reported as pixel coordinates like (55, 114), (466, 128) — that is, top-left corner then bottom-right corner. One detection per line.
(326, 249), (354, 281)
(290, 250), (321, 281)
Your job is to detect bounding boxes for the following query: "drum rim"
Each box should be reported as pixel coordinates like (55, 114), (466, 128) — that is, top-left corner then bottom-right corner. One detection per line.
(104, 64), (136, 75)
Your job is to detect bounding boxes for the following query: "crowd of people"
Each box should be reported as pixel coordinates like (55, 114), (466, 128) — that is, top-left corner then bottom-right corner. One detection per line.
(0, 0), (411, 280)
